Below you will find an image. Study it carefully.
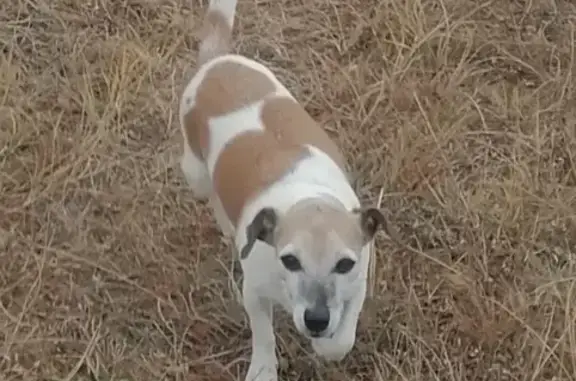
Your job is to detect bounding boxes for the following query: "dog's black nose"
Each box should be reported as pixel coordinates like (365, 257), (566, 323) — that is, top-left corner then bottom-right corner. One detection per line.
(304, 306), (330, 334)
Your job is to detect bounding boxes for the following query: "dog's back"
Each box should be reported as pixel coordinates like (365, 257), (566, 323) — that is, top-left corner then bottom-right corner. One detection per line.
(179, 0), (353, 233)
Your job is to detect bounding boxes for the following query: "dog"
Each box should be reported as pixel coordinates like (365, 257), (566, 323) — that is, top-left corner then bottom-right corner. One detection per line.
(178, 1), (389, 380)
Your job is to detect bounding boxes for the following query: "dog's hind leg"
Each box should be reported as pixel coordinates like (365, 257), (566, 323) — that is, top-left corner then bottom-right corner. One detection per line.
(208, 195), (234, 237)
(180, 144), (212, 200)
(242, 282), (278, 381)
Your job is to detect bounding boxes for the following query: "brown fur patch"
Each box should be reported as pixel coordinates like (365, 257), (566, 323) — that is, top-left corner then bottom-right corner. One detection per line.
(260, 97), (348, 173)
(213, 131), (310, 226)
(183, 61), (277, 158)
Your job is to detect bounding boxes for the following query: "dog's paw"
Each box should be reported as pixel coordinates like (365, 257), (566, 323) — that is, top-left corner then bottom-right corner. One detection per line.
(245, 355), (278, 381)
(311, 334), (355, 362)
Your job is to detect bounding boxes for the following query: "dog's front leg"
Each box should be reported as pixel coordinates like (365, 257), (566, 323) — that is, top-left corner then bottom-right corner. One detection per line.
(208, 195), (234, 237)
(243, 285), (278, 381)
(311, 283), (367, 362)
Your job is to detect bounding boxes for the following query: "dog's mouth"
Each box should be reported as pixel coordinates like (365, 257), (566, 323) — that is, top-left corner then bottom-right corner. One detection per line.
(307, 330), (334, 339)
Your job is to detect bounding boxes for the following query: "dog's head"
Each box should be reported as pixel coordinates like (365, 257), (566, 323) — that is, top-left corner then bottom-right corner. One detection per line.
(239, 198), (388, 339)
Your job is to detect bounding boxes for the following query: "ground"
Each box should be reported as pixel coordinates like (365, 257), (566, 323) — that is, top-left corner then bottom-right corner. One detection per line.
(1, 0), (575, 380)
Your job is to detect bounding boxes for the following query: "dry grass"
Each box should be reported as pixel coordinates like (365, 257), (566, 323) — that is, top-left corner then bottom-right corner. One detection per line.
(1, 0), (576, 380)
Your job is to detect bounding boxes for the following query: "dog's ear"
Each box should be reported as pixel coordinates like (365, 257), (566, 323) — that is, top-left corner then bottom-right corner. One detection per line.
(239, 207), (278, 259)
(357, 208), (389, 243)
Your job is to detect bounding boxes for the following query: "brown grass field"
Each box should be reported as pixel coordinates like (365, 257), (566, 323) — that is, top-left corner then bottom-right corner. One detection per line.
(1, 0), (576, 380)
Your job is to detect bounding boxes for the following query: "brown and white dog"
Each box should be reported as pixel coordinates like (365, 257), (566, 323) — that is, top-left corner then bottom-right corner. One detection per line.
(178, 1), (388, 380)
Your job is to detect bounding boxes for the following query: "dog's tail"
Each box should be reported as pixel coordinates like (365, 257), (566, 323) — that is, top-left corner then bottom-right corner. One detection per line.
(197, 0), (238, 66)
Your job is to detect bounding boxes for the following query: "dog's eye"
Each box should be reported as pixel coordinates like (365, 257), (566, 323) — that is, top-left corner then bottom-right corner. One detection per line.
(333, 258), (356, 274)
(280, 254), (302, 272)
